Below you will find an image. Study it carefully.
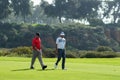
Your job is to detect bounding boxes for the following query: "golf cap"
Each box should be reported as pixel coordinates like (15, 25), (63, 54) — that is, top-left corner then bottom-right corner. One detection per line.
(60, 32), (65, 36)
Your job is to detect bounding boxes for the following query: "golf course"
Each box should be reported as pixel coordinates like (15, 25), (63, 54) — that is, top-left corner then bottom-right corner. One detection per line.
(0, 57), (120, 80)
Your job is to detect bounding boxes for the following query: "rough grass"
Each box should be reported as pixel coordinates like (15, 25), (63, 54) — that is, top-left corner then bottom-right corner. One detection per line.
(0, 57), (120, 80)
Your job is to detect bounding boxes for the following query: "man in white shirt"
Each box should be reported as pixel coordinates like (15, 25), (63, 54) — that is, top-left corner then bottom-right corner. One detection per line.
(54, 32), (66, 70)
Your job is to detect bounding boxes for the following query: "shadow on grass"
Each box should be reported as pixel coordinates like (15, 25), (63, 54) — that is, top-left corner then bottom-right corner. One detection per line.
(11, 68), (55, 71)
(37, 68), (55, 71)
(11, 68), (31, 71)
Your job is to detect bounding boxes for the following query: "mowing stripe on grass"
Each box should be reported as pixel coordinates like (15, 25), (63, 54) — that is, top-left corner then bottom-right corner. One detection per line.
(0, 57), (120, 80)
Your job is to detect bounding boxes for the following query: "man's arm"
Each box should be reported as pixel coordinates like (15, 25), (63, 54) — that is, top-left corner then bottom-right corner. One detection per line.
(33, 45), (40, 52)
(56, 44), (58, 54)
(55, 38), (59, 54)
(32, 39), (40, 52)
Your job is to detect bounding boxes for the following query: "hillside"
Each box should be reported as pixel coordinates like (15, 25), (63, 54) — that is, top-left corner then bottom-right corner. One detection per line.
(0, 22), (120, 51)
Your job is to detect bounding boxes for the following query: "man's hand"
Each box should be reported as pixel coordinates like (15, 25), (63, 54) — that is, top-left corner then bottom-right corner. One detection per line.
(36, 49), (40, 52)
(56, 50), (58, 53)
(55, 44), (58, 55)
(55, 49), (58, 55)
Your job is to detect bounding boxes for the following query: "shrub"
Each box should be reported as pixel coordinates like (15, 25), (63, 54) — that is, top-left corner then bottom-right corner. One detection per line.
(0, 48), (10, 56)
(96, 46), (113, 52)
(43, 49), (80, 58)
(43, 48), (56, 58)
(80, 51), (118, 58)
(10, 46), (32, 57)
(99, 51), (117, 58)
(66, 50), (79, 58)
(0, 47), (119, 58)
(80, 51), (97, 58)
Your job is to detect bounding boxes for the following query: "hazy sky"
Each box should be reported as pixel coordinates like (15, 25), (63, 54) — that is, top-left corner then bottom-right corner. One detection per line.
(31, 0), (53, 5)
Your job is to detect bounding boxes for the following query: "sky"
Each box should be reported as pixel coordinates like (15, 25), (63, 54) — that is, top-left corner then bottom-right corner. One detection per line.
(31, 0), (53, 5)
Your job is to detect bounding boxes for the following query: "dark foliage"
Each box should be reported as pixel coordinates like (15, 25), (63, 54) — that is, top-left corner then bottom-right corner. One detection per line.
(0, 22), (120, 51)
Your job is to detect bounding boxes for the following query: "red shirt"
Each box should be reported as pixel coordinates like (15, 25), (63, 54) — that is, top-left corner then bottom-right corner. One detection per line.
(32, 37), (41, 50)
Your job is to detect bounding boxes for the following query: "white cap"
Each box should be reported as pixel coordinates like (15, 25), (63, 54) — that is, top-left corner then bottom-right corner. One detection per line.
(60, 32), (65, 36)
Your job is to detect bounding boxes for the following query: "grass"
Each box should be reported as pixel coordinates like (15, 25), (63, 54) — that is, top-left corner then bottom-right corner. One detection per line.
(0, 57), (120, 80)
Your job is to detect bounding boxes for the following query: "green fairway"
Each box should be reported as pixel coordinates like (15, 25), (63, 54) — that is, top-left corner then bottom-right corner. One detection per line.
(0, 57), (120, 80)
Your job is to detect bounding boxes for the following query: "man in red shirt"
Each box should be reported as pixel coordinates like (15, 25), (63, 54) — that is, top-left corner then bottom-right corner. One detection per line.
(30, 32), (47, 70)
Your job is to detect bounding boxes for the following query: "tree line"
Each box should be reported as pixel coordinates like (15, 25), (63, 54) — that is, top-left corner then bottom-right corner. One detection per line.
(0, 22), (120, 51)
(0, 0), (120, 25)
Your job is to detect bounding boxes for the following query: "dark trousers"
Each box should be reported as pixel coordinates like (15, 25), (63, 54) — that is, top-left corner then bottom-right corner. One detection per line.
(55, 49), (66, 69)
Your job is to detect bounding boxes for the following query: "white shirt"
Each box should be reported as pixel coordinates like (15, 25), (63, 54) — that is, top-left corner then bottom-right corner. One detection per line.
(56, 37), (66, 49)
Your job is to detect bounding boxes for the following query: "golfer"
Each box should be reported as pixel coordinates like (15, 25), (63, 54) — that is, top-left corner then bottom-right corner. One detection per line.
(54, 32), (66, 70)
(30, 32), (47, 70)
